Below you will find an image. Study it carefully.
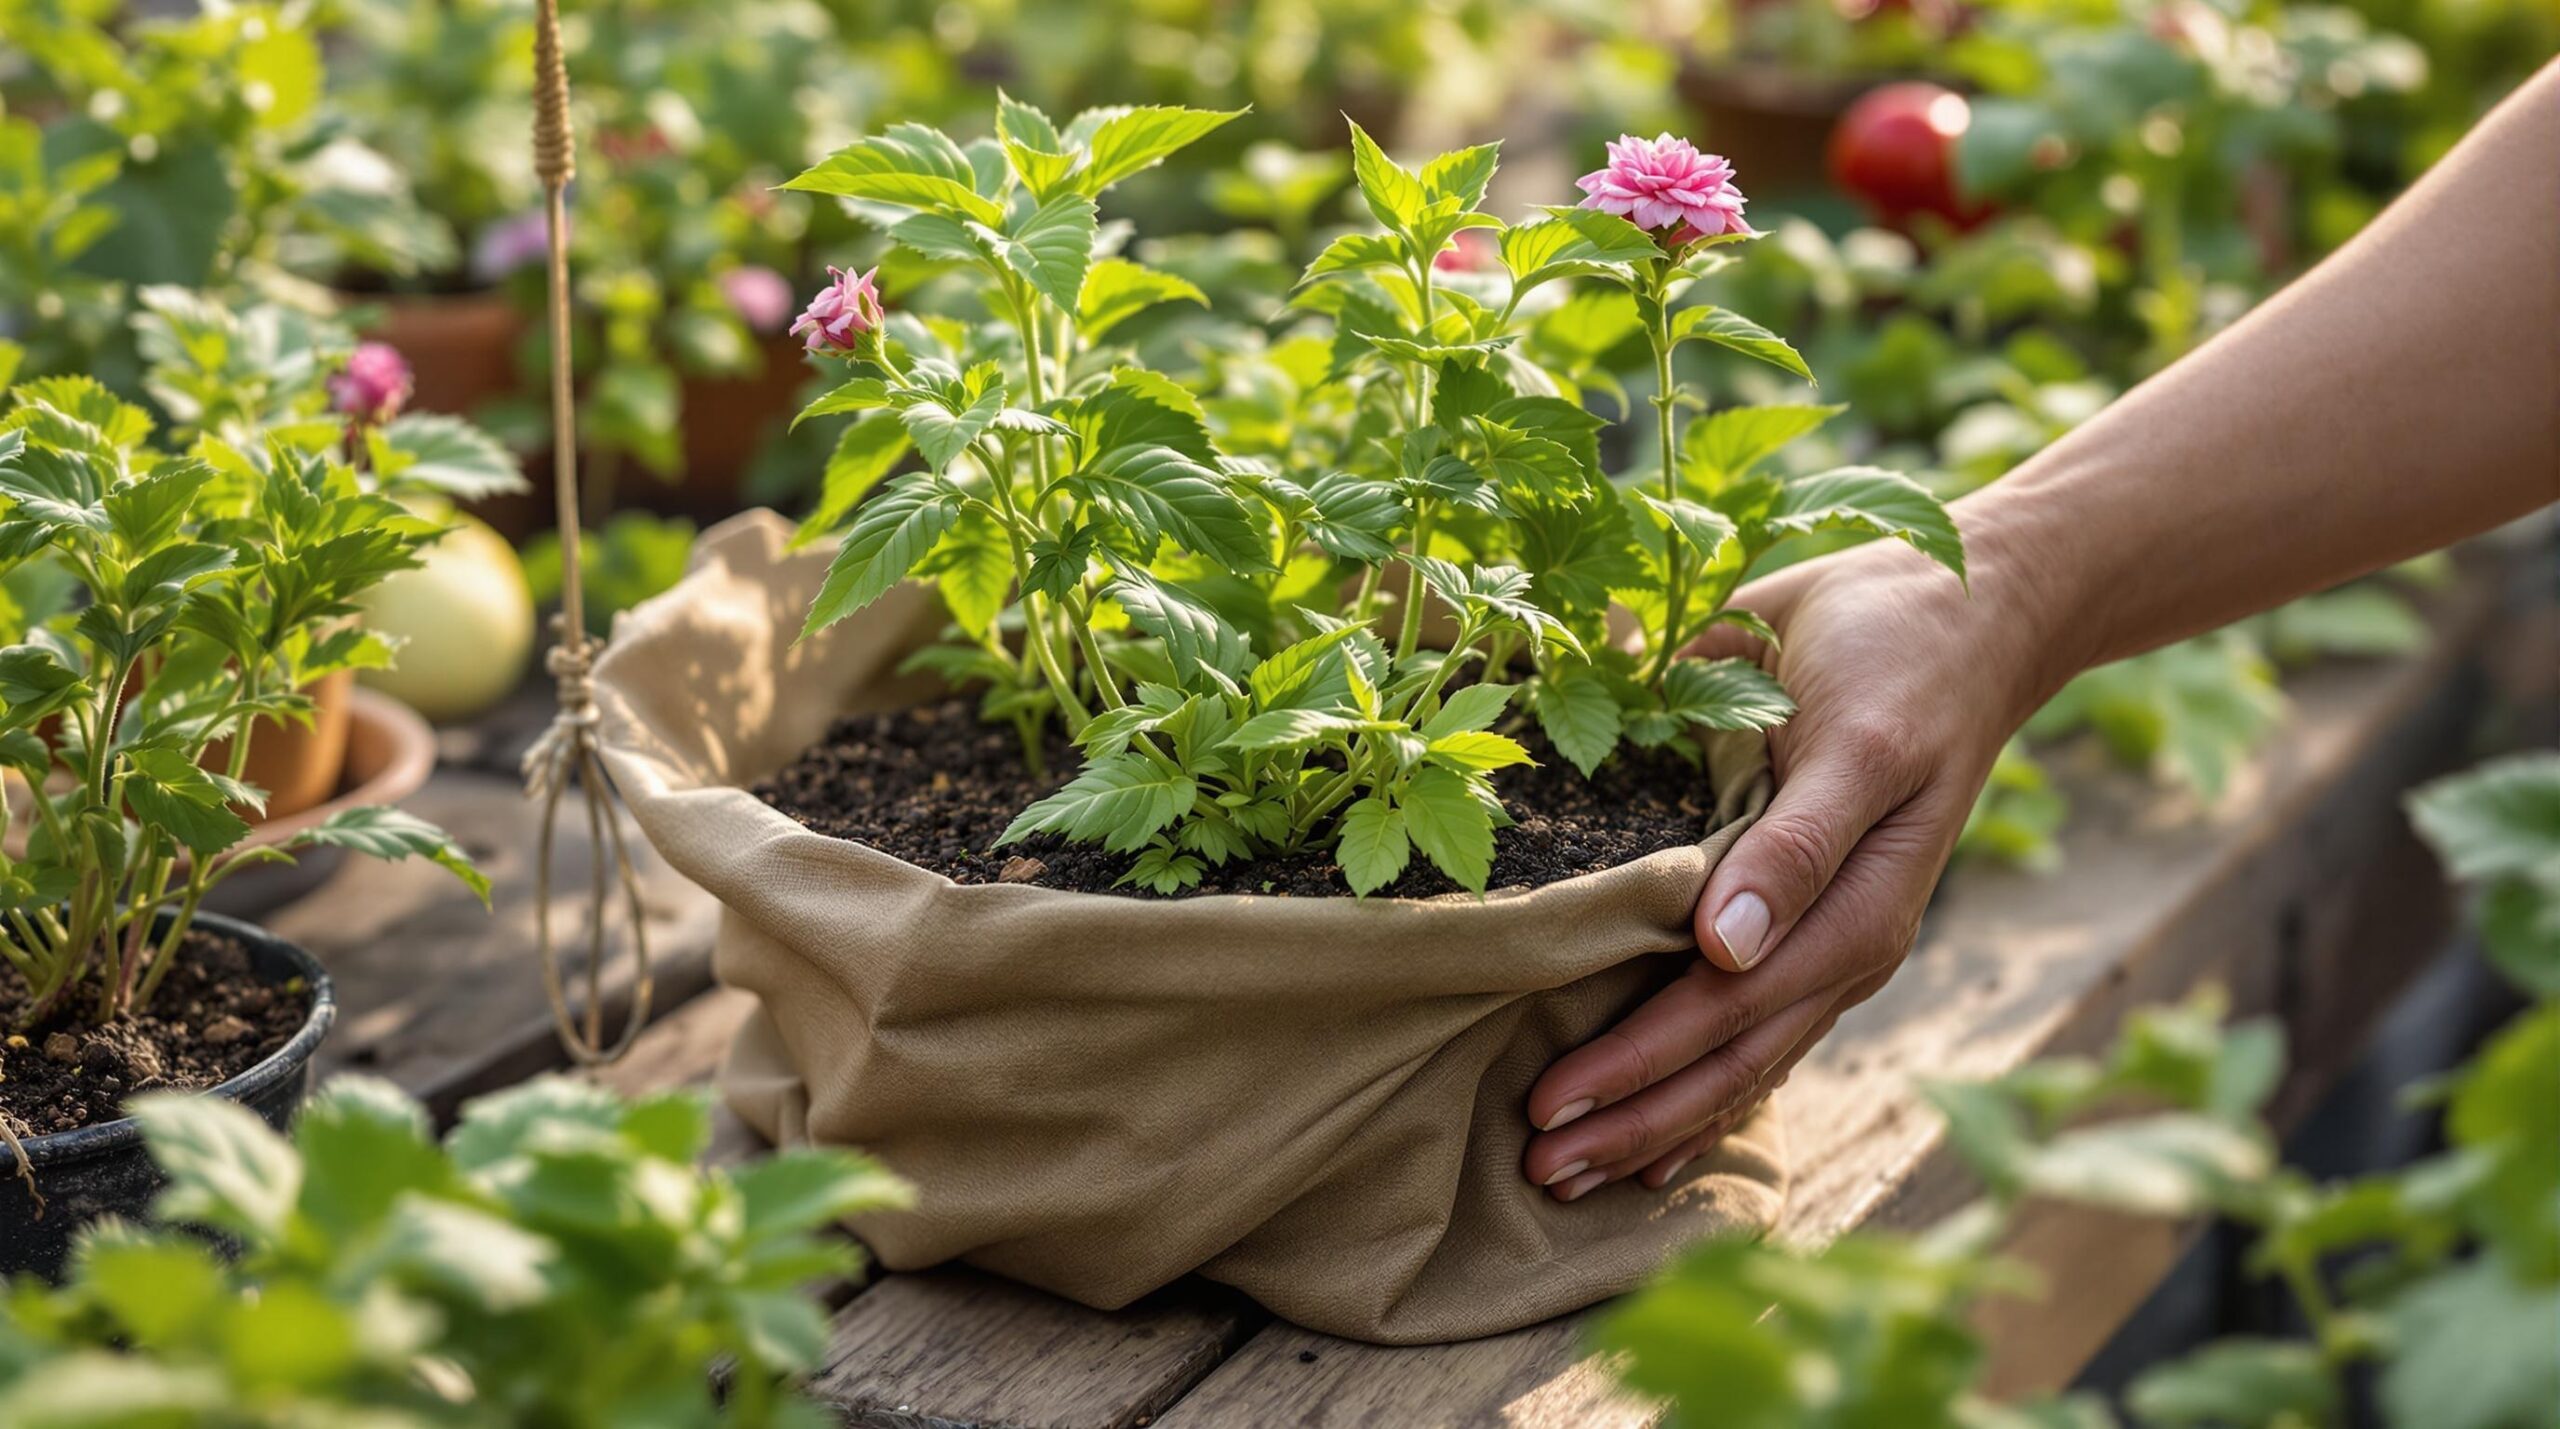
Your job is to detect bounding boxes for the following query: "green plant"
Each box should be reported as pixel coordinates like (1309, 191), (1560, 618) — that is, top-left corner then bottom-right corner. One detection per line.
(1597, 748), (2560, 1428)
(1, 0), (451, 387)
(0, 1075), (910, 1426)
(781, 103), (1962, 895)
(522, 512), (700, 638)
(0, 298), (504, 1032)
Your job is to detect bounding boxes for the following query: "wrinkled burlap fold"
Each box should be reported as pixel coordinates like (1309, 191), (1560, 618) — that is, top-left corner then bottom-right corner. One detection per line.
(593, 511), (1787, 1344)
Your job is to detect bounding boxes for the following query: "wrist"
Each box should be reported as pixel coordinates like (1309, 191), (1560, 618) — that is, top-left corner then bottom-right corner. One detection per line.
(1943, 484), (2096, 735)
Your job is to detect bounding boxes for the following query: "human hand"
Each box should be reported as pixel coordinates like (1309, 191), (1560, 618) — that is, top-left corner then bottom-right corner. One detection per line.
(1522, 536), (2056, 1200)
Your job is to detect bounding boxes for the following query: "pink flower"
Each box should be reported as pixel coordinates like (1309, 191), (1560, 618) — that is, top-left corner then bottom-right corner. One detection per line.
(721, 265), (795, 332)
(1432, 230), (1496, 274)
(790, 266), (885, 354)
(329, 343), (412, 426)
(1575, 134), (1755, 241)
(470, 210), (553, 284)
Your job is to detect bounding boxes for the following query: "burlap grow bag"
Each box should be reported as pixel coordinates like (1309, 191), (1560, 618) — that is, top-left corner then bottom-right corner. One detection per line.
(594, 512), (1787, 1344)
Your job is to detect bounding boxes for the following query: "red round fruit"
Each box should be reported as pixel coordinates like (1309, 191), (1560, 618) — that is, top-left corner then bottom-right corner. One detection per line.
(1827, 81), (1987, 227)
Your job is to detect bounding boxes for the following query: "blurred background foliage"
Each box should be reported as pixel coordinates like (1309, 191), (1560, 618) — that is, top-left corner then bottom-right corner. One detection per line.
(1, 0), (2551, 856)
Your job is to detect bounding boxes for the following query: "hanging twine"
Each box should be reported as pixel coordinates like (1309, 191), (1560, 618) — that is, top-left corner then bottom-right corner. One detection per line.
(521, 0), (653, 1065)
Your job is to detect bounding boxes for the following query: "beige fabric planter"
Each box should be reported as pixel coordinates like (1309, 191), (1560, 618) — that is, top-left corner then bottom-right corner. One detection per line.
(594, 511), (1788, 1345)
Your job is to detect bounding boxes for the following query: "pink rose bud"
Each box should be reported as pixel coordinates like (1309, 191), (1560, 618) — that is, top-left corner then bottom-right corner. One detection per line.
(791, 266), (886, 355)
(1575, 133), (1755, 243)
(329, 342), (413, 426)
(721, 265), (796, 333)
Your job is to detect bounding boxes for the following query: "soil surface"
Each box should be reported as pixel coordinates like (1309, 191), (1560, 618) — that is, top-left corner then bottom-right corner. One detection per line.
(755, 696), (1724, 898)
(0, 929), (308, 1136)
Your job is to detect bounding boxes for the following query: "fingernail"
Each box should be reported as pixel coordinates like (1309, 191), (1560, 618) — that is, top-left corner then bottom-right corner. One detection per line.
(1560, 1169), (1607, 1201)
(1656, 1154), (1693, 1185)
(1714, 892), (1771, 969)
(1542, 1098), (1595, 1131)
(1541, 1159), (1590, 1187)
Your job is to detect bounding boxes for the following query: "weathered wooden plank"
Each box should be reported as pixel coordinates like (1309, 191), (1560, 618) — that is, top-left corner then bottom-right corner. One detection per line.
(1156, 563), (2519, 1425)
(281, 769), (722, 1120)
(592, 984), (768, 1167)
(1152, 1321), (1646, 1429)
(808, 1270), (1260, 1429)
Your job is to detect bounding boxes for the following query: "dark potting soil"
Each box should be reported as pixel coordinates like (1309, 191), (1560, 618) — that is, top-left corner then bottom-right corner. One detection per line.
(0, 929), (307, 1136)
(755, 696), (1724, 898)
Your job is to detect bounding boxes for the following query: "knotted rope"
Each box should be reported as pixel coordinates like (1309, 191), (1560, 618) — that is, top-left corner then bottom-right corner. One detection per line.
(522, 0), (653, 1064)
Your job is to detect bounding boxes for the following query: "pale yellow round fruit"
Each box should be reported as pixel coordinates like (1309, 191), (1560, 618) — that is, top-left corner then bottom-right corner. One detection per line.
(358, 513), (536, 724)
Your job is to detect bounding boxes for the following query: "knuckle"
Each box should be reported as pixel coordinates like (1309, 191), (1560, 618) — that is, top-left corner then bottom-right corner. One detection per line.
(1835, 711), (1920, 773)
(1610, 1098), (1667, 1162)
(1594, 1027), (1662, 1099)
(1751, 815), (1837, 900)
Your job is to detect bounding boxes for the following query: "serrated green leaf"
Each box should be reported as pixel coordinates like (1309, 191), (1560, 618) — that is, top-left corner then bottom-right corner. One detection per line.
(1421, 143), (1500, 208)
(1300, 232), (1406, 284)
(1347, 119), (1428, 233)
(792, 413), (913, 549)
(1073, 444), (1269, 572)
(1426, 730), (1532, 773)
(1401, 765), (1496, 892)
(294, 805), (491, 904)
(1105, 569), (1252, 693)
(1073, 105), (1244, 194)
(370, 413), (528, 499)
(801, 478), (962, 636)
(924, 505), (1013, 639)
(1421, 682), (1514, 739)
(894, 382), (1005, 474)
(792, 376), (893, 430)
(1077, 258), (1207, 341)
(998, 752), (1196, 853)
(1637, 493), (1739, 565)
(997, 189), (1098, 313)
(1661, 658), (1794, 732)
(1338, 797), (1411, 896)
(1537, 665), (1623, 777)
(1683, 403), (1845, 488)
(784, 124), (1005, 225)
(1763, 466), (1965, 579)
(1669, 306), (1814, 382)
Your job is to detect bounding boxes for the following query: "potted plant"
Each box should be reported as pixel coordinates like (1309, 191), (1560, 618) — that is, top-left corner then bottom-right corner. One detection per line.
(0, 1075), (908, 1424)
(0, 359), (489, 1274)
(593, 103), (1962, 1343)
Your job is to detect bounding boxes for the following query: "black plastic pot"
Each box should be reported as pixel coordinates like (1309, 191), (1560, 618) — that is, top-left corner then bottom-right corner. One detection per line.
(0, 912), (335, 1279)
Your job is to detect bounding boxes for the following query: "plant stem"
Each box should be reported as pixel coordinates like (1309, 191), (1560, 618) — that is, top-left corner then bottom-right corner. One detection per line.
(1644, 281), (1687, 686)
(1396, 503), (1435, 663)
(1065, 591), (1125, 711)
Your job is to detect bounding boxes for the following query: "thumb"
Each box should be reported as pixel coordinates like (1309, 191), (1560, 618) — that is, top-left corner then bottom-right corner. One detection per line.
(1696, 730), (1909, 972)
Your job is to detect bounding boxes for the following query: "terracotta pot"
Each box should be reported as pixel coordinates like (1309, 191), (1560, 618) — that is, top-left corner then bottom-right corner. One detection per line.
(352, 290), (528, 419)
(201, 688), (440, 922)
(668, 330), (815, 521)
(204, 669), (356, 823)
(1679, 64), (1870, 199)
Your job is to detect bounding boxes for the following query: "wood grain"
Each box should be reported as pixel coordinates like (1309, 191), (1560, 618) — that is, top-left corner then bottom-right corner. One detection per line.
(1152, 565), (2515, 1425)
(283, 769), (722, 1121)
(807, 1271), (1261, 1429)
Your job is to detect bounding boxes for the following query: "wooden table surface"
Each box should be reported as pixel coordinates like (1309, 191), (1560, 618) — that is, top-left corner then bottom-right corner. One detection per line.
(281, 546), (2550, 1428)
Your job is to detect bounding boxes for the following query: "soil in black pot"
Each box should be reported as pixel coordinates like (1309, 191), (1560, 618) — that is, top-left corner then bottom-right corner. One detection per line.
(755, 696), (1727, 899)
(0, 929), (308, 1136)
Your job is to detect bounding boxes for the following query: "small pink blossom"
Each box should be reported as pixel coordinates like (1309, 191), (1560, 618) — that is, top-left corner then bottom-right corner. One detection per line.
(1432, 230), (1496, 274)
(329, 343), (412, 426)
(790, 266), (885, 354)
(721, 265), (795, 332)
(1575, 134), (1755, 241)
(470, 210), (553, 284)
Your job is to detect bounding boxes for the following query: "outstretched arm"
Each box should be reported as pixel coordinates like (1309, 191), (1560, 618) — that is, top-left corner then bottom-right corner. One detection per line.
(1522, 58), (2560, 1201)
